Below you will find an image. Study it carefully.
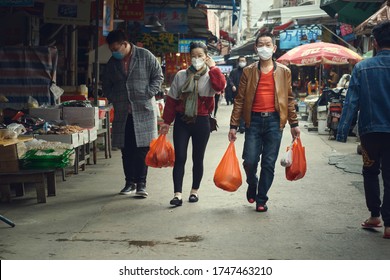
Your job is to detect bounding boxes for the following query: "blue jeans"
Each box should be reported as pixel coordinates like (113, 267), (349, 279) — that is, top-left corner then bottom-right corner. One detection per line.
(242, 112), (283, 205)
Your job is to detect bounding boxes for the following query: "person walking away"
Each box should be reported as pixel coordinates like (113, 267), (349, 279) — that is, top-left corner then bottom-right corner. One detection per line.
(159, 42), (225, 206)
(336, 20), (390, 239)
(228, 32), (300, 212)
(102, 29), (164, 197)
(227, 56), (247, 133)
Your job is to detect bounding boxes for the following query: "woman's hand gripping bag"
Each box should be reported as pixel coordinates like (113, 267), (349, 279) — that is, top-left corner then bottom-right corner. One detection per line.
(145, 134), (175, 168)
(285, 137), (307, 181)
(214, 141), (242, 192)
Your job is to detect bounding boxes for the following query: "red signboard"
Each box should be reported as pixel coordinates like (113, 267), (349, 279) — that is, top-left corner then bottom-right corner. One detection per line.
(117, 0), (144, 21)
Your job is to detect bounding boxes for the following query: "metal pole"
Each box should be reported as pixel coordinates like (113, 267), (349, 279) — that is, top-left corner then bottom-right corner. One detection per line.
(93, 0), (100, 106)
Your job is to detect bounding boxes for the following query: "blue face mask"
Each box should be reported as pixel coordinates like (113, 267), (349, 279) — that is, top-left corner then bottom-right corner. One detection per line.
(112, 51), (124, 60)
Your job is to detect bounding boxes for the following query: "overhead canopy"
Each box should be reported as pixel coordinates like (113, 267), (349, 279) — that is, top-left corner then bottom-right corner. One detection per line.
(190, 0), (240, 25)
(355, 1), (390, 35)
(277, 42), (363, 66)
(320, 0), (383, 26)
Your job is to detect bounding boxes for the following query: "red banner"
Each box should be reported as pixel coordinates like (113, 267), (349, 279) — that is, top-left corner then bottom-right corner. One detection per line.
(117, 0), (144, 21)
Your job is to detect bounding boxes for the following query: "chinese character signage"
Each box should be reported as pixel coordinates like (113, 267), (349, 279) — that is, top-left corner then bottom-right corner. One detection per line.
(44, 0), (91, 26)
(0, 0), (33, 6)
(279, 25), (322, 50)
(117, 0), (144, 21)
(144, 6), (187, 33)
(178, 39), (207, 53)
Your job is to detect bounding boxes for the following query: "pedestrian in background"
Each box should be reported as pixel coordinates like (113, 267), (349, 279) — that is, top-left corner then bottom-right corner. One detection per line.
(159, 42), (225, 206)
(336, 20), (390, 239)
(327, 67), (339, 88)
(227, 56), (247, 133)
(228, 32), (300, 212)
(102, 29), (164, 198)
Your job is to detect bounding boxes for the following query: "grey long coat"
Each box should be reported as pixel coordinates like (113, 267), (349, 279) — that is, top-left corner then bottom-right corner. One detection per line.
(102, 44), (164, 148)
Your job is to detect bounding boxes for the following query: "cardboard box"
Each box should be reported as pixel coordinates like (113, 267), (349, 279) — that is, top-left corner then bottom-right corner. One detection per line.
(29, 107), (62, 121)
(0, 160), (19, 173)
(81, 130), (89, 144)
(0, 142), (27, 162)
(62, 107), (99, 128)
(88, 127), (97, 142)
(35, 133), (80, 148)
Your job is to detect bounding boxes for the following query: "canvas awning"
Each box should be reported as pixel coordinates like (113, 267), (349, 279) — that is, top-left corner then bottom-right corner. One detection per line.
(354, 0), (390, 35)
(320, 0), (384, 26)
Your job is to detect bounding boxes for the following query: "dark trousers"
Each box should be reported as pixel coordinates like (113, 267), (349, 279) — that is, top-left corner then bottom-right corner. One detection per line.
(121, 114), (149, 185)
(360, 132), (390, 226)
(172, 114), (210, 193)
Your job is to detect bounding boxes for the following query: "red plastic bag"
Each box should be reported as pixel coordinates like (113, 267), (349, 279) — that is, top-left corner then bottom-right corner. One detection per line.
(285, 137), (307, 181)
(145, 134), (175, 168)
(214, 141), (242, 192)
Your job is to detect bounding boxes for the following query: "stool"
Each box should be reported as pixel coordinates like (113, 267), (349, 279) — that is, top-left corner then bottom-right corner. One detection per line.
(0, 170), (56, 203)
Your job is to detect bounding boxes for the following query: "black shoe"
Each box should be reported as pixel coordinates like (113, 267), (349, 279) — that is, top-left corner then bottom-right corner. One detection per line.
(188, 194), (199, 203)
(170, 197), (183, 206)
(246, 186), (256, 204)
(135, 183), (148, 197)
(256, 204), (268, 212)
(119, 183), (136, 195)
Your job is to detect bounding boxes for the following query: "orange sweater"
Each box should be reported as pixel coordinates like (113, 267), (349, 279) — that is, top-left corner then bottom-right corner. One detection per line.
(252, 70), (275, 112)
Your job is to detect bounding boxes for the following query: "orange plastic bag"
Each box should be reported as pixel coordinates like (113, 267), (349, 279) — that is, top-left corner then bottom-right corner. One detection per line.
(213, 141), (242, 192)
(285, 137), (307, 181)
(145, 134), (175, 168)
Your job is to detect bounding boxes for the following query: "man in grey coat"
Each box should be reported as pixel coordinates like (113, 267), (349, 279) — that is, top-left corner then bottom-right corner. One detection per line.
(102, 29), (164, 197)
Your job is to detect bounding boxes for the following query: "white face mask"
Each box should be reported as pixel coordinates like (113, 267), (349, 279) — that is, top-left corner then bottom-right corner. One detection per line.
(191, 57), (205, 70)
(257, 46), (274, 61)
(238, 61), (247, 68)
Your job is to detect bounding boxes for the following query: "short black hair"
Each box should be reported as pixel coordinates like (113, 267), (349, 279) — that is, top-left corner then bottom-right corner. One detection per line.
(106, 29), (128, 45)
(255, 31), (275, 45)
(237, 56), (246, 61)
(189, 41), (208, 55)
(372, 20), (390, 49)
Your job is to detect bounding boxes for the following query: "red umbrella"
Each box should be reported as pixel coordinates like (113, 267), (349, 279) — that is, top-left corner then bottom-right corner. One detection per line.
(277, 42), (362, 66)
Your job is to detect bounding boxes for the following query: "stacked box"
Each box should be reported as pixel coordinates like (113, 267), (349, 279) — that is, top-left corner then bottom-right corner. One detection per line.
(0, 142), (26, 172)
(62, 107), (99, 128)
(29, 108), (62, 121)
(35, 133), (80, 148)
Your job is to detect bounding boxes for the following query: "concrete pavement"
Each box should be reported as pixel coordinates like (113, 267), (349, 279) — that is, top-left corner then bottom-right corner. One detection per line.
(1, 102), (389, 260)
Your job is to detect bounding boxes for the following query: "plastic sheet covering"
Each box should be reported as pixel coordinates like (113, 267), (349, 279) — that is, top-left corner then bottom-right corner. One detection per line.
(0, 46), (58, 109)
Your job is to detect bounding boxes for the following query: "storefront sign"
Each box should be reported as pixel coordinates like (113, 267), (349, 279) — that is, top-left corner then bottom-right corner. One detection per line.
(217, 65), (233, 74)
(144, 6), (187, 33)
(279, 25), (322, 50)
(141, 33), (177, 54)
(0, 0), (33, 6)
(117, 0), (144, 21)
(103, 0), (114, 36)
(44, 0), (91, 26)
(178, 39), (207, 53)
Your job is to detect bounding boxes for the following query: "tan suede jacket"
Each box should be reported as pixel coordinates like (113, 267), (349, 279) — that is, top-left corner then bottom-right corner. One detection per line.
(230, 60), (299, 130)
